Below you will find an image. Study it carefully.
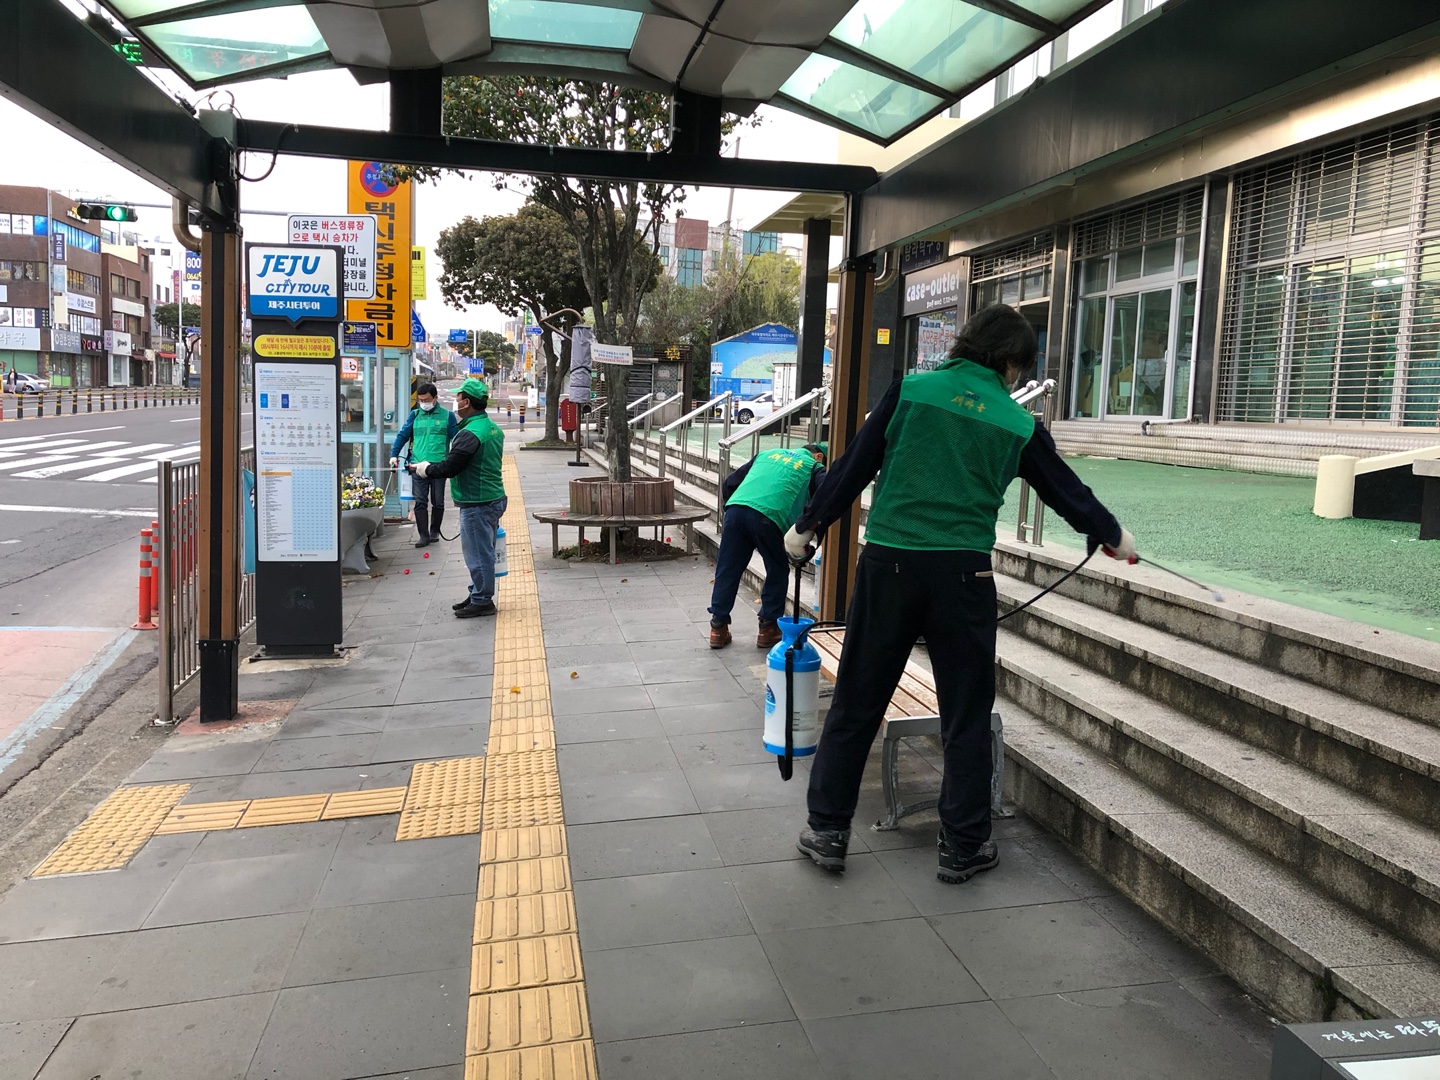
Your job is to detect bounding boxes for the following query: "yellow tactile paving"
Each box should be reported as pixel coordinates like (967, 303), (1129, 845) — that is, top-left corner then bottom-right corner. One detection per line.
(491, 696), (554, 722)
(483, 773), (562, 803)
(485, 749), (557, 781)
(154, 800), (251, 834)
(404, 756), (487, 810)
(489, 715), (554, 738)
(480, 826), (567, 863)
(467, 983), (591, 1055)
(487, 730), (556, 756)
(479, 856), (571, 900)
(31, 783), (191, 875)
(396, 803), (484, 840)
(237, 793), (330, 828)
(494, 659), (549, 683)
(474, 891), (578, 944)
(465, 1040), (598, 1080)
(471, 934), (582, 994)
(321, 786), (407, 819)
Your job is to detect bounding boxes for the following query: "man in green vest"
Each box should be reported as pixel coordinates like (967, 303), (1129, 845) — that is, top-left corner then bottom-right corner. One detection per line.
(785, 305), (1137, 883)
(708, 442), (827, 649)
(408, 377), (507, 618)
(391, 381), (458, 548)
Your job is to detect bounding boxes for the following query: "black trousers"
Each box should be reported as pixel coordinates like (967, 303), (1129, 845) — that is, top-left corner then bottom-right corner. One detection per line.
(412, 473), (445, 540)
(806, 543), (998, 852)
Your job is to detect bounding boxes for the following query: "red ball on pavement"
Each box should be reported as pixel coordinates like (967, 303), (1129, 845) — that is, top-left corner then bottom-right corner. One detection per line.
(423, 552), (430, 558)
(403, 568), (410, 575)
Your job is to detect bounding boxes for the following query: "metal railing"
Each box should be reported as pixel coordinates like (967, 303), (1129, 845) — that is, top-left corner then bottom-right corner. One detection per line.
(715, 386), (830, 528)
(654, 391), (731, 482)
(627, 391), (684, 433)
(1016, 379), (1058, 544)
(157, 447), (257, 725)
(627, 392), (655, 415)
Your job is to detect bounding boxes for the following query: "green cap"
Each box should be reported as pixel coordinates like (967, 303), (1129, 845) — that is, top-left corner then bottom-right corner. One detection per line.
(804, 441), (828, 461)
(456, 376), (489, 401)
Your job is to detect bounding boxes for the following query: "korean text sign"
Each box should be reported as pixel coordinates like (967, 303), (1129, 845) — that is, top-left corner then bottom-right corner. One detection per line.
(287, 215), (377, 300)
(246, 246), (341, 322)
(346, 161), (412, 348)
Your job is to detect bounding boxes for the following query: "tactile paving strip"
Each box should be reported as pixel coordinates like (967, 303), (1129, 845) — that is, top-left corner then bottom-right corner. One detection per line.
(482, 773), (561, 803)
(479, 856), (570, 900)
(487, 730), (556, 756)
(488, 715), (553, 738)
(480, 826), (567, 863)
(396, 803), (484, 840)
(322, 787), (407, 819)
(464, 1041), (598, 1080)
(466, 983), (591, 1054)
(237, 793), (330, 828)
(404, 756), (487, 810)
(474, 892), (578, 944)
(471, 934), (582, 994)
(32, 783), (190, 876)
(154, 800), (251, 834)
(484, 750), (557, 781)
(491, 696), (554, 722)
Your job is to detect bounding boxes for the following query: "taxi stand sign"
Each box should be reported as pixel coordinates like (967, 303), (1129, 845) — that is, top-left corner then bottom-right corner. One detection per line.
(247, 245), (341, 323)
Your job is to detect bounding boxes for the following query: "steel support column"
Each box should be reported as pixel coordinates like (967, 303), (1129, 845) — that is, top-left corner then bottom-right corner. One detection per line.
(197, 212), (243, 721)
(819, 251), (875, 623)
(797, 218), (831, 395)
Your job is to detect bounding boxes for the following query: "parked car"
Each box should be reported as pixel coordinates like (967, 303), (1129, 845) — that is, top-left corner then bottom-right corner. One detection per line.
(734, 391), (775, 425)
(10, 373), (48, 394)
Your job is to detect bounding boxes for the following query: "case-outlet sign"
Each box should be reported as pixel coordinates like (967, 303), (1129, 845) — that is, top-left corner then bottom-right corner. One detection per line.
(248, 245), (341, 322)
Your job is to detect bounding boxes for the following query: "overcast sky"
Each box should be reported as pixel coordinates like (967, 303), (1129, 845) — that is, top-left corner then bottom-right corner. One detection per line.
(0, 66), (837, 336)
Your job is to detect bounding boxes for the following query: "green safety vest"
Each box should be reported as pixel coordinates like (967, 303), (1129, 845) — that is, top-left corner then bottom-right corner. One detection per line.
(728, 447), (821, 531)
(410, 406), (450, 463)
(450, 412), (506, 505)
(864, 358), (1035, 552)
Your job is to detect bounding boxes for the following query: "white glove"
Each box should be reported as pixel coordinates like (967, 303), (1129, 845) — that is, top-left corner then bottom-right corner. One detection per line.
(388, 457), (399, 468)
(413, 461), (432, 478)
(1103, 527), (1138, 564)
(784, 526), (816, 565)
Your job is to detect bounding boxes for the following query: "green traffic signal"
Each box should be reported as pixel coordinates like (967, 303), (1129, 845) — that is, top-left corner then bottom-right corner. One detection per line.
(73, 203), (138, 223)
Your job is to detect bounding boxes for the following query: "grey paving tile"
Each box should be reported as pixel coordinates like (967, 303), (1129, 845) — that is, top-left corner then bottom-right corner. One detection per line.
(188, 820), (344, 864)
(372, 723), (488, 763)
(1017, 833), (1117, 898)
(543, 625), (623, 648)
(35, 992), (277, 1080)
(404, 635), (498, 669)
(873, 841), (1078, 917)
(634, 657), (736, 684)
(0, 1018), (73, 1080)
(250, 732), (382, 773)
(550, 661), (645, 690)
(999, 982), (1270, 1080)
(128, 832), (205, 871)
(557, 738), (681, 779)
(575, 868), (751, 950)
(646, 677), (750, 709)
(247, 968), (467, 1079)
(669, 728), (775, 768)
(553, 710), (667, 744)
(376, 702), (491, 732)
(595, 1020), (824, 1080)
(1178, 973), (1279, 1061)
(703, 805), (870, 866)
(551, 684), (654, 716)
(683, 761), (810, 813)
(396, 672), (494, 706)
(144, 849), (334, 928)
(0, 935), (125, 1021)
(548, 643), (636, 666)
(351, 1068), (463, 1080)
(851, 793), (945, 851)
(655, 702), (760, 736)
(804, 1001), (1057, 1080)
(585, 935), (793, 1042)
(86, 913), (308, 1012)
(315, 819), (479, 907)
(0, 866), (181, 943)
(127, 739), (272, 783)
(626, 637), (716, 662)
(930, 901), (1170, 999)
(619, 622), (697, 643)
(179, 762), (411, 803)
(762, 917), (986, 1020)
(275, 708), (389, 739)
(284, 895), (474, 986)
(566, 816), (724, 880)
(297, 680), (401, 711)
(730, 852), (918, 933)
(1086, 893), (1220, 980)
(560, 768), (700, 824)
(237, 668), (317, 701)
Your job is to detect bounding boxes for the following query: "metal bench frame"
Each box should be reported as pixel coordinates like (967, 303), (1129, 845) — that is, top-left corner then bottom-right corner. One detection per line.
(873, 710), (1010, 831)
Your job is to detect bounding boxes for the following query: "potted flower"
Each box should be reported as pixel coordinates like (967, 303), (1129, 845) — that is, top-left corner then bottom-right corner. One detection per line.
(340, 472), (386, 573)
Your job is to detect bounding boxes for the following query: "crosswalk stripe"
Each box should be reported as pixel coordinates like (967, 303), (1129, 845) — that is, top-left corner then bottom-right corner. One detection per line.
(80, 460), (165, 483)
(16, 448), (170, 478)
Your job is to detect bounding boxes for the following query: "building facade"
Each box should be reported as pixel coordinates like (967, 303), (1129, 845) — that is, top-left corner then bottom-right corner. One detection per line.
(645, 216), (787, 287)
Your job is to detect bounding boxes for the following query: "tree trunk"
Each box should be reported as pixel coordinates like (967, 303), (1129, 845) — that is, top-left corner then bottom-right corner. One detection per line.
(604, 365), (631, 483)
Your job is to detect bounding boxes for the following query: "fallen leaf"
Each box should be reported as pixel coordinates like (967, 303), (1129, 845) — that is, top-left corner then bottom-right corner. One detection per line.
(620, 578), (628, 583)
(570, 671), (578, 679)
(511, 686), (522, 694)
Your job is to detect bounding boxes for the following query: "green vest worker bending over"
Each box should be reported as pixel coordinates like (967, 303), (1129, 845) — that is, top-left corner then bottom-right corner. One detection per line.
(708, 443), (828, 649)
(408, 377), (507, 618)
(390, 381), (458, 548)
(786, 305), (1137, 884)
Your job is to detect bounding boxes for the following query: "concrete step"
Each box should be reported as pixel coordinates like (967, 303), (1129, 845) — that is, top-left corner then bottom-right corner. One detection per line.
(997, 631), (1440, 960)
(1000, 698), (1440, 1021)
(995, 575), (1440, 830)
(993, 540), (1440, 727)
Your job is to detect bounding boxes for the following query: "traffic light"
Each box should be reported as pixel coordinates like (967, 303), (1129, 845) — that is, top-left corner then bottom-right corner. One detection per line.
(73, 203), (137, 223)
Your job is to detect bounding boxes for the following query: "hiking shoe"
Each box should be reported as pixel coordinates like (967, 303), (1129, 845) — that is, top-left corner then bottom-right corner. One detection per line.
(797, 827), (850, 872)
(453, 597), (473, 611)
(756, 619), (782, 649)
(709, 622), (732, 649)
(455, 602), (497, 619)
(936, 837), (999, 884)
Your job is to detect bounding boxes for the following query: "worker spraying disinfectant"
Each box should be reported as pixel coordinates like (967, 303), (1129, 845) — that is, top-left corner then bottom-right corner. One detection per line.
(785, 304), (1138, 885)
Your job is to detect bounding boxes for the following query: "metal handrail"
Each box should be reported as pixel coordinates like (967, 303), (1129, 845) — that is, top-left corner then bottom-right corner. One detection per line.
(718, 386), (828, 449)
(655, 392), (732, 481)
(1017, 380), (1059, 545)
(716, 386), (830, 528)
(627, 391), (683, 428)
(1010, 379), (1040, 400)
(1014, 378), (1056, 407)
(661, 391), (731, 433)
(626, 392), (655, 414)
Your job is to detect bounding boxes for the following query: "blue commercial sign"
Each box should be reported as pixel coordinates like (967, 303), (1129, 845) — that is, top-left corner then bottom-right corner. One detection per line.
(51, 232), (66, 262)
(900, 239), (947, 274)
(184, 250), (202, 282)
(710, 322), (799, 398)
(246, 245), (341, 322)
(448, 328), (469, 344)
(411, 309), (427, 343)
(343, 321), (377, 354)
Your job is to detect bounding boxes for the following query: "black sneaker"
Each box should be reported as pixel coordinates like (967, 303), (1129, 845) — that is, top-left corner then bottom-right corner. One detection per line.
(452, 597), (472, 611)
(455, 602), (497, 619)
(797, 827), (850, 873)
(936, 837), (999, 884)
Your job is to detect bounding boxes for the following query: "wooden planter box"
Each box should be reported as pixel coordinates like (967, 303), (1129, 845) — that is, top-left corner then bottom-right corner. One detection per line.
(569, 477), (675, 516)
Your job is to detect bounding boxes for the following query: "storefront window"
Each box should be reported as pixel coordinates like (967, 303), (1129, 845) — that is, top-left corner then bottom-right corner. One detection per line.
(1074, 297), (1105, 418)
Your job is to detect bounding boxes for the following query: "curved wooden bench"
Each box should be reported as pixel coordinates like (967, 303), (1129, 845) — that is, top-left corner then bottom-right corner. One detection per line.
(530, 505), (711, 565)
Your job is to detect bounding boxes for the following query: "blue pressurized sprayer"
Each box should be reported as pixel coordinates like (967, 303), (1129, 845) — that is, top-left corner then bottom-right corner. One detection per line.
(764, 564), (823, 780)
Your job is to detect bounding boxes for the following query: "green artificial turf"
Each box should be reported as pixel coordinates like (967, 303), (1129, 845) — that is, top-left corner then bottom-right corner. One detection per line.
(1002, 458), (1440, 643)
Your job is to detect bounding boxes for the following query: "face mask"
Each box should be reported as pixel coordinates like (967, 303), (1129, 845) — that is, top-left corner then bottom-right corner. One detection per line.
(420, 402), (436, 412)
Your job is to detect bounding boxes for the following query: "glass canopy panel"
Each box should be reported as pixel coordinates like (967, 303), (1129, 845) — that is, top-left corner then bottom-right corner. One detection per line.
(831, 0), (1044, 93)
(781, 54), (943, 139)
(109, 0), (278, 18)
(1011, 0), (1103, 20)
(488, 0), (642, 49)
(144, 8), (327, 82)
